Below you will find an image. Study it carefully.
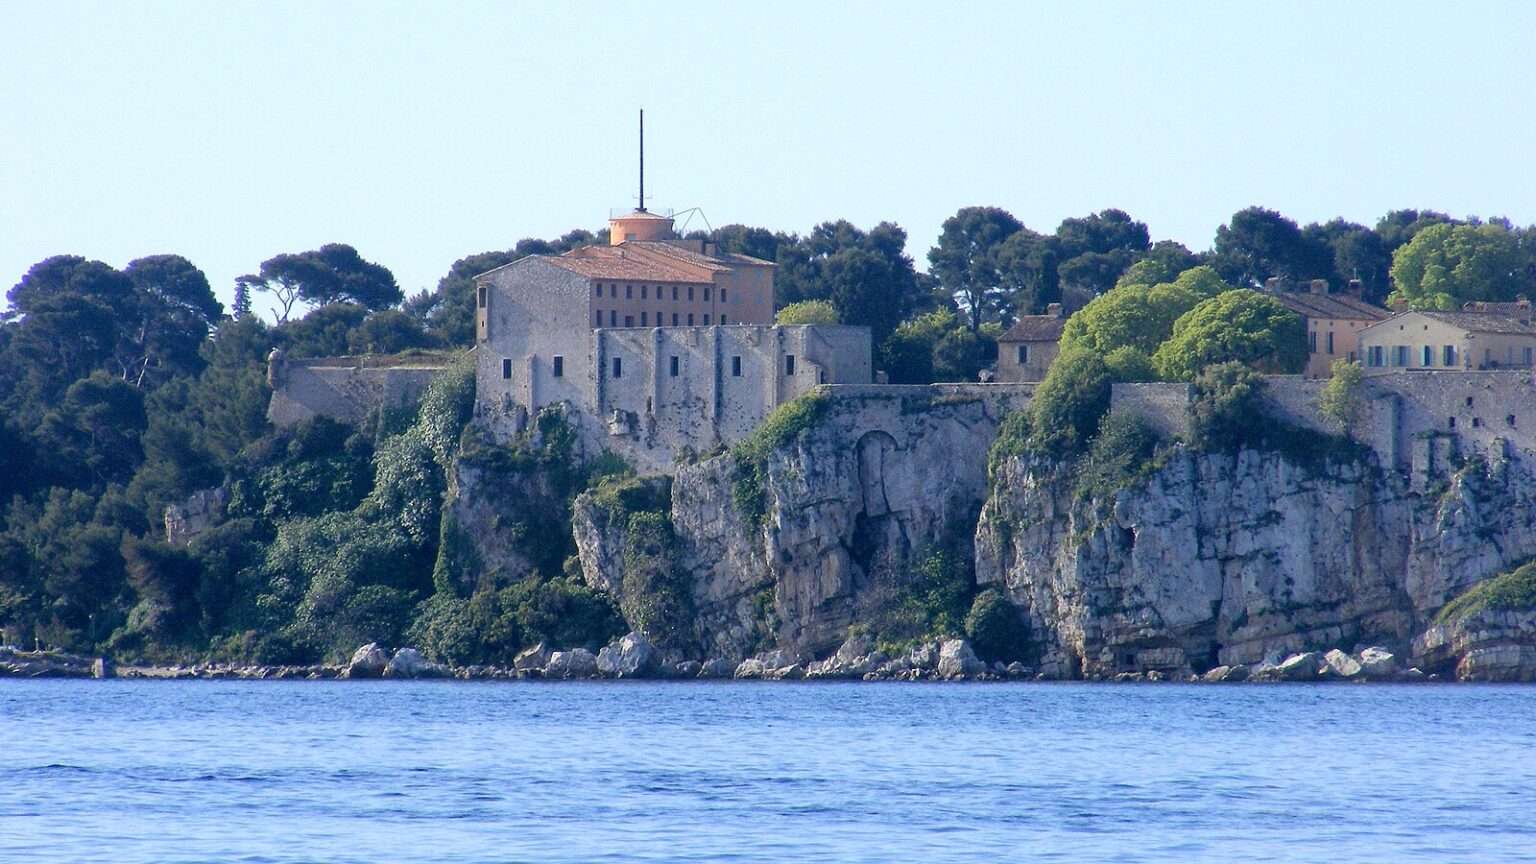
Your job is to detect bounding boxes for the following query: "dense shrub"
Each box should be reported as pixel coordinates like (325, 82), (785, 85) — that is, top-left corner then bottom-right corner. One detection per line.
(1074, 412), (1164, 502)
(775, 299), (840, 325)
(1026, 346), (1112, 456)
(1152, 289), (1306, 381)
(1318, 359), (1364, 431)
(1436, 560), (1536, 624)
(964, 588), (1029, 662)
(731, 390), (830, 527)
(1187, 362), (1266, 451)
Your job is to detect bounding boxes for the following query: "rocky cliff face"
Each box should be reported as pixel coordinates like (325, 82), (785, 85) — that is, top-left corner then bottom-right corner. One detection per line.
(975, 445), (1536, 678)
(572, 390), (1024, 660)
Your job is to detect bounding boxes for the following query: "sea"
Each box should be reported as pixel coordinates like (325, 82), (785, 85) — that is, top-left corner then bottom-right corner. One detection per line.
(1, 680), (1534, 863)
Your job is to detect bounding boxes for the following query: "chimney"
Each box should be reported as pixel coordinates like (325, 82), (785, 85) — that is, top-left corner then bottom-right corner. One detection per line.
(704, 241), (718, 257)
(1263, 276), (1282, 293)
(1391, 298), (1408, 313)
(1046, 302), (1063, 318)
(1309, 279), (1328, 295)
(1346, 278), (1363, 298)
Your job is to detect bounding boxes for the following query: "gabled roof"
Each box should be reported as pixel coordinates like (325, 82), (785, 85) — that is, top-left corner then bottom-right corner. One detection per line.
(1462, 300), (1533, 320)
(1267, 291), (1388, 322)
(1000, 314), (1066, 342)
(1363, 310), (1536, 337)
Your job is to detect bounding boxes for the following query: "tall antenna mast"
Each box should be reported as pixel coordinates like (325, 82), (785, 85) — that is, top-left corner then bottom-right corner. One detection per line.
(638, 108), (646, 212)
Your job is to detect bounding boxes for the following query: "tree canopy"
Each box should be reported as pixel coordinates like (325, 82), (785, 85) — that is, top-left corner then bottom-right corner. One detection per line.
(1152, 289), (1307, 381)
(1388, 222), (1534, 310)
(245, 244), (401, 322)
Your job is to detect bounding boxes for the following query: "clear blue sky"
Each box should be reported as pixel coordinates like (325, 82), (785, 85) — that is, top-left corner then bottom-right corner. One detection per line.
(4, 1), (1535, 318)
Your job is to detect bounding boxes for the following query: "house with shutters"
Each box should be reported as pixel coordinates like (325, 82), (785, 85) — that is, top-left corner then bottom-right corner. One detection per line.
(995, 303), (1066, 382)
(1358, 309), (1536, 373)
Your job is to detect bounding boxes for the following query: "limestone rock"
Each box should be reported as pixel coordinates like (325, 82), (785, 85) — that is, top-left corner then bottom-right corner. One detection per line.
(344, 643), (388, 679)
(514, 642), (551, 673)
(733, 659), (767, 680)
(769, 663), (806, 680)
(1275, 652), (1321, 681)
(698, 658), (737, 679)
(544, 648), (599, 679)
(596, 632), (661, 679)
(384, 648), (445, 679)
(1357, 646), (1398, 679)
(1323, 649), (1363, 679)
(936, 639), (986, 679)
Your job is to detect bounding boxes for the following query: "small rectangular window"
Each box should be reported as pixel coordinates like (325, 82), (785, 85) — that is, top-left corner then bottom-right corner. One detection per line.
(1326, 332), (1335, 354)
(641, 312), (648, 326)
(1421, 345), (1433, 367)
(501, 358), (512, 380)
(1444, 345), (1456, 366)
(704, 287), (712, 302)
(626, 284), (633, 299)
(669, 356), (679, 377)
(688, 313), (695, 325)
(552, 355), (563, 377)
(720, 315), (728, 325)
(688, 286), (695, 301)
(672, 285), (678, 301)
(672, 313), (679, 326)
(704, 314), (711, 325)
(609, 311), (616, 327)
(641, 285), (648, 300)
(592, 284), (600, 299)
(721, 288), (728, 303)
(732, 356), (741, 376)
(612, 357), (622, 379)
(1309, 331), (1317, 353)
(594, 309), (601, 327)
(478, 285), (488, 308)
(1526, 347), (1533, 366)
(625, 315), (634, 327)
(785, 355), (796, 376)
(1017, 344), (1028, 365)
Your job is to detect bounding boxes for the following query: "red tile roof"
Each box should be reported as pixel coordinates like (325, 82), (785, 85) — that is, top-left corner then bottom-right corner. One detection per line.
(1000, 315), (1066, 342)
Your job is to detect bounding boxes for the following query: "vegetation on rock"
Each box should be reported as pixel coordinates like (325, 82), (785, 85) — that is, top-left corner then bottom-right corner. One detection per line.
(1436, 560), (1536, 624)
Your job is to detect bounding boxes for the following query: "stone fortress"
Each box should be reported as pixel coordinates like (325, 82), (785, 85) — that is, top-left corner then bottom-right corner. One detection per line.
(471, 206), (872, 470)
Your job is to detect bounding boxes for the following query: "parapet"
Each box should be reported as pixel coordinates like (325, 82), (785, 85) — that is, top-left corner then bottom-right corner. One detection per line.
(266, 350), (463, 428)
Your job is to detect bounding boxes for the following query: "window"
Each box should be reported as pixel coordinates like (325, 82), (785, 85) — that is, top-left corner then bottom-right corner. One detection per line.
(1017, 344), (1029, 365)
(501, 358), (511, 380)
(688, 313), (694, 325)
(641, 285), (648, 300)
(732, 356), (741, 377)
(721, 315), (728, 325)
(672, 313), (679, 326)
(594, 309), (601, 327)
(592, 284), (600, 299)
(785, 355), (796, 376)
(704, 314), (711, 325)
(1393, 346), (1408, 367)
(1473, 417), (1483, 428)
(609, 311), (616, 327)
(704, 287), (711, 302)
(1449, 416), (1456, 429)
(688, 286), (695, 301)
(1309, 332), (1317, 353)
(641, 312), (648, 326)
(612, 357), (622, 379)
(1526, 347), (1534, 366)
(672, 286), (678, 301)
(478, 285), (488, 308)
(1444, 345), (1457, 367)
(625, 285), (632, 299)
(669, 356), (679, 377)
(625, 315), (634, 327)
(1326, 332), (1334, 354)
(552, 355), (563, 377)
(1466, 396), (1474, 407)
(1509, 415), (1518, 428)
(721, 288), (729, 303)
(1367, 345), (1384, 367)
(1421, 345), (1433, 367)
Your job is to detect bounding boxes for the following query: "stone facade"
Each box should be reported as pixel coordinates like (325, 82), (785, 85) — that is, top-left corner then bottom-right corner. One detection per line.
(473, 239), (871, 471)
(996, 304), (1065, 383)
(267, 351), (455, 428)
(1262, 278), (1387, 378)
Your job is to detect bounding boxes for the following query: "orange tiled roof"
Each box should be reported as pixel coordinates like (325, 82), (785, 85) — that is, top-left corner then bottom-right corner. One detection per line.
(548, 244), (716, 284)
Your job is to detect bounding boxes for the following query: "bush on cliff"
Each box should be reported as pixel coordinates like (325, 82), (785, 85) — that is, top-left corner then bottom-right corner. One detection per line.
(1187, 362), (1266, 451)
(775, 300), (840, 326)
(730, 389), (831, 528)
(1436, 560), (1536, 624)
(409, 577), (626, 666)
(964, 588), (1029, 662)
(1318, 359), (1365, 432)
(1152, 289), (1306, 381)
(1025, 346), (1112, 456)
(1074, 411), (1164, 503)
(865, 546), (976, 649)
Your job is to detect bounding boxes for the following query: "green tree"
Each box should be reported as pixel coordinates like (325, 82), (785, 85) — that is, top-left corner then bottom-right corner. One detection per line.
(929, 206), (1025, 330)
(1027, 346), (1112, 455)
(1211, 206), (1332, 288)
(1186, 361), (1266, 450)
(1388, 222), (1532, 310)
(247, 244), (401, 322)
(1318, 359), (1364, 432)
(776, 300), (839, 325)
(348, 310), (436, 355)
(1059, 266), (1231, 357)
(1152, 289), (1306, 381)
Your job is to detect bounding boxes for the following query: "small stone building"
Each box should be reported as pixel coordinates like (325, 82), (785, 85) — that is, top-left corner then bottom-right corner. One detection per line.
(1359, 310), (1536, 373)
(996, 304), (1065, 382)
(1262, 278), (1388, 378)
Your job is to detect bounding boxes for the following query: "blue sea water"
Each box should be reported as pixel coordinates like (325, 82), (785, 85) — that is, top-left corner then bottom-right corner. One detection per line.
(2, 681), (1535, 863)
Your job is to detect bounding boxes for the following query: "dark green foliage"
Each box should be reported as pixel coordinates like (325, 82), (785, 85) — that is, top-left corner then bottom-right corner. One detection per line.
(348, 309), (436, 354)
(964, 588), (1029, 662)
(1187, 362), (1266, 451)
(730, 390), (830, 528)
(409, 577), (625, 666)
(248, 243), (402, 321)
(866, 546), (976, 649)
(1152, 289), (1307, 381)
(1074, 412), (1164, 503)
(1436, 560), (1536, 624)
(621, 511), (692, 647)
(1026, 347), (1112, 456)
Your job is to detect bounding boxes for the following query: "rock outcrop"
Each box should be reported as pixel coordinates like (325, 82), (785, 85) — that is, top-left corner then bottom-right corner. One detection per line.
(976, 444), (1536, 680)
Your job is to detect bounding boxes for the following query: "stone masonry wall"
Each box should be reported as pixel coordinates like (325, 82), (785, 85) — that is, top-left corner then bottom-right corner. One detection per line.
(268, 356), (452, 428)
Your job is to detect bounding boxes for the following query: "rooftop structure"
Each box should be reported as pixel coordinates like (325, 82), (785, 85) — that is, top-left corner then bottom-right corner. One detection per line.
(1262, 277), (1388, 377)
(996, 303), (1066, 382)
(1359, 309), (1536, 373)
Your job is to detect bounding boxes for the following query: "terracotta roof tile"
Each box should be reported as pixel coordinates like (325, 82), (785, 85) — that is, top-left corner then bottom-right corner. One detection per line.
(1418, 310), (1536, 336)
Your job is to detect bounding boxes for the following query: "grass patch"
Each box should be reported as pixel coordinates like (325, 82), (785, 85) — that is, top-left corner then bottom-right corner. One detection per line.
(730, 389), (831, 528)
(1436, 560), (1536, 624)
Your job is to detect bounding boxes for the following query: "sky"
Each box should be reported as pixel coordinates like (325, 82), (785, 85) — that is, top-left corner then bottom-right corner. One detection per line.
(4, 1), (1536, 319)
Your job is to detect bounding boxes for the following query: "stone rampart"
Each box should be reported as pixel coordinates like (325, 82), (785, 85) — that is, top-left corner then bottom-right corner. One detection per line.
(267, 352), (459, 428)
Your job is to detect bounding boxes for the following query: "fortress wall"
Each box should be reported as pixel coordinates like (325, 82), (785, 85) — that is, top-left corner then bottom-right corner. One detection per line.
(268, 359), (449, 428)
